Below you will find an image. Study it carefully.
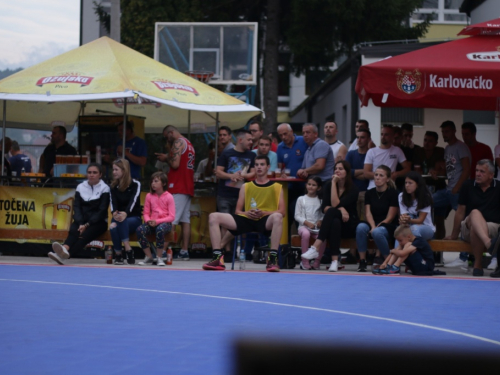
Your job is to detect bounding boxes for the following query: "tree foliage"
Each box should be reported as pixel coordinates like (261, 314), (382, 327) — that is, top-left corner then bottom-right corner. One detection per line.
(286, 0), (430, 74)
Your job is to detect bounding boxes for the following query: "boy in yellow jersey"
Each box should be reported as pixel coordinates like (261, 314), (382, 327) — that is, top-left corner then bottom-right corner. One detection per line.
(203, 155), (286, 272)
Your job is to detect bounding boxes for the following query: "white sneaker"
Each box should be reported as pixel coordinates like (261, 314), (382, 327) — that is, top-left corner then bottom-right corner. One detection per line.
(328, 260), (338, 272)
(52, 242), (69, 259)
(301, 246), (319, 260)
(48, 252), (64, 265)
(444, 258), (467, 268)
(157, 258), (166, 266)
(487, 257), (498, 270)
(138, 256), (157, 266)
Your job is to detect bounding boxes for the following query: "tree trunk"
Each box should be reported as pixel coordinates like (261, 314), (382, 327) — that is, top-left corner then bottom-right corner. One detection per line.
(262, 0), (280, 134)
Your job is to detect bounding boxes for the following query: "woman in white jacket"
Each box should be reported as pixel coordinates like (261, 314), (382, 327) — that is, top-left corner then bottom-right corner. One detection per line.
(295, 176), (326, 270)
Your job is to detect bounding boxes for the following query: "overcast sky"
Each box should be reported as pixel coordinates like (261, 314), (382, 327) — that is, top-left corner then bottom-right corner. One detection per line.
(0, 0), (80, 70)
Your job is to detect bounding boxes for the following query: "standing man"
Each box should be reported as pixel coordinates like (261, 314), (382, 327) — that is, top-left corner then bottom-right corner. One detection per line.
(249, 120), (277, 152)
(116, 120), (147, 180)
(253, 136), (277, 171)
(461, 122), (493, 180)
(203, 155), (285, 272)
(297, 123), (335, 182)
(345, 128), (370, 220)
(216, 129), (256, 215)
(9, 141), (32, 176)
(277, 123), (308, 238)
(363, 124), (410, 190)
(156, 125), (195, 260)
(434, 121), (471, 255)
(218, 126), (235, 151)
(400, 123), (422, 169)
(40, 126), (77, 177)
(349, 119), (376, 151)
(444, 160), (500, 277)
(324, 121), (347, 162)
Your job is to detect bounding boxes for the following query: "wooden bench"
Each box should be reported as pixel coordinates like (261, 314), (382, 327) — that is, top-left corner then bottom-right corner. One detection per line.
(0, 228), (176, 246)
(290, 235), (472, 253)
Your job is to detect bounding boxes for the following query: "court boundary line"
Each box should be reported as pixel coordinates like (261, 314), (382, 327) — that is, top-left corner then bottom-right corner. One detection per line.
(1, 263), (498, 282)
(1, 277), (499, 347)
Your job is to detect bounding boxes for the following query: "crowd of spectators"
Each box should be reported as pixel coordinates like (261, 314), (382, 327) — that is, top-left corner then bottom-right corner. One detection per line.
(12, 117), (495, 278)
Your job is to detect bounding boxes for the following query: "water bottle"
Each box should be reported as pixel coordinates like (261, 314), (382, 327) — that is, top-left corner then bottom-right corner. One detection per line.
(105, 246), (113, 264)
(238, 238), (246, 270)
(166, 246), (173, 265)
(423, 160), (428, 175)
(250, 197), (257, 210)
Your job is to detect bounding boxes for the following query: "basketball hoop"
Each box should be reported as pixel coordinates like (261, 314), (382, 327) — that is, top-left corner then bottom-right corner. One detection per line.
(185, 70), (214, 83)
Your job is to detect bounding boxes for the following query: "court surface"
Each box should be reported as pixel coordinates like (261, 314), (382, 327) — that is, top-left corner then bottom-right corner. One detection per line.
(1, 260), (499, 374)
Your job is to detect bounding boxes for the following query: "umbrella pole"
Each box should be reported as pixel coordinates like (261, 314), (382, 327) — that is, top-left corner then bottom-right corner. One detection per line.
(1, 100), (5, 178)
(122, 100), (127, 159)
(214, 113), (219, 170)
(188, 110), (191, 139)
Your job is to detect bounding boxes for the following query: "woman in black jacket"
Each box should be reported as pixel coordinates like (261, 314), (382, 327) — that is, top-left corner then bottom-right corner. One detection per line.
(48, 163), (110, 265)
(109, 158), (142, 265)
(301, 160), (359, 272)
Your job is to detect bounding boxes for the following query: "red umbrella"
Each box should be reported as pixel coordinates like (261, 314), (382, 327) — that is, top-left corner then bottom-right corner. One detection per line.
(458, 17), (500, 36)
(355, 18), (500, 111)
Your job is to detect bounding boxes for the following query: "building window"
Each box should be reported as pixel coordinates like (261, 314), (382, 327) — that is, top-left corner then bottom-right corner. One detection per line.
(463, 110), (496, 125)
(412, 0), (468, 24)
(381, 107), (423, 125)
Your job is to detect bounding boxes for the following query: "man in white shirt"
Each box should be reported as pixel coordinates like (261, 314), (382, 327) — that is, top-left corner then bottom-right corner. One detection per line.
(363, 124), (410, 189)
(323, 121), (347, 162)
(349, 119), (376, 151)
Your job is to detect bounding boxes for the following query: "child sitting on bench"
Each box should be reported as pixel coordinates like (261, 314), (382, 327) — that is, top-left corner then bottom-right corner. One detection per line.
(374, 225), (435, 276)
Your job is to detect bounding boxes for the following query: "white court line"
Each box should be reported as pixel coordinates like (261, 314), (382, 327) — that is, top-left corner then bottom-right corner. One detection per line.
(1, 278), (500, 347)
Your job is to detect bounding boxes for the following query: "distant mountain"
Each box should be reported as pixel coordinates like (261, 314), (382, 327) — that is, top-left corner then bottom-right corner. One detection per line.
(0, 68), (23, 80)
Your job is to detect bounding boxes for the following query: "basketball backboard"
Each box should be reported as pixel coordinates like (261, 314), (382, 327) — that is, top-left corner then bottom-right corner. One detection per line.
(154, 22), (258, 85)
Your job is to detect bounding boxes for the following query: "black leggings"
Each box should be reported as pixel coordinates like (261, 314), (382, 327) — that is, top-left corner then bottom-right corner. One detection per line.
(317, 207), (357, 256)
(64, 221), (108, 254)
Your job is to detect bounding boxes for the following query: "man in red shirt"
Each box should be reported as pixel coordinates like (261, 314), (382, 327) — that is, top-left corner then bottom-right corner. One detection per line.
(461, 122), (493, 180)
(156, 125), (195, 260)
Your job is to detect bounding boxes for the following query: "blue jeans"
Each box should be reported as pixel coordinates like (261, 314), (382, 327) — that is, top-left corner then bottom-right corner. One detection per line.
(356, 223), (391, 256)
(110, 216), (143, 251)
(395, 224), (435, 248)
(432, 189), (459, 217)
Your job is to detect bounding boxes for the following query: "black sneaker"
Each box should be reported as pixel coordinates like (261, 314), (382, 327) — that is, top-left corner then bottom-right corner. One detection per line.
(125, 250), (135, 265)
(472, 268), (484, 277)
(357, 259), (367, 272)
(490, 266), (500, 278)
(114, 253), (124, 265)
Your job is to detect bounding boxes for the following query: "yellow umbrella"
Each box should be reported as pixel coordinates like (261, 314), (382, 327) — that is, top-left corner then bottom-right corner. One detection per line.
(0, 36), (261, 133)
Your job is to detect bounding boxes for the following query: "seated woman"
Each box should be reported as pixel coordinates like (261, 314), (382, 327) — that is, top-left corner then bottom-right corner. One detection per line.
(397, 171), (435, 244)
(109, 158), (142, 265)
(301, 160), (359, 272)
(49, 163), (110, 265)
(355, 165), (399, 272)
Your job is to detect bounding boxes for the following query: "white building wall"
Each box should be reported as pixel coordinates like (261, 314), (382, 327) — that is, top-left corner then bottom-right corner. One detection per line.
(81, 0), (110, 45)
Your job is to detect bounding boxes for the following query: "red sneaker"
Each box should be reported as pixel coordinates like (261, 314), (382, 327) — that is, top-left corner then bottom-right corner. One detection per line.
(202, 252), (225, 271)
(266, 253), (280, 272)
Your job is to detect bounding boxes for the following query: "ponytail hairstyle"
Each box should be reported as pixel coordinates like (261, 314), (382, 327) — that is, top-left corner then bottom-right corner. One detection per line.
(402, 171), (433, 210)
(375, 164), (396, 190)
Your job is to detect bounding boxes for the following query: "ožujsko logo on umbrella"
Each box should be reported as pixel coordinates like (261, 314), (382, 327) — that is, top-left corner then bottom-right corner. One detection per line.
(152, 79), (199, 96)
(36, 73), (94, 87)
(467, 46), (500, 62)
(396, 69), (422, 94)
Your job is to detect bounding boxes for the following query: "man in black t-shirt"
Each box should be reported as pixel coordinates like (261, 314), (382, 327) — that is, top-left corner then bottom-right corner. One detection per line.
(444, 159), (500, 276)
(216, 129), (256, 214)
(40, 126), (77, 176)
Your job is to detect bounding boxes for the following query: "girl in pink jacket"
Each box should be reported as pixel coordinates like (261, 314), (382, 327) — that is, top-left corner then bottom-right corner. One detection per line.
(137, 172), (176, 266)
